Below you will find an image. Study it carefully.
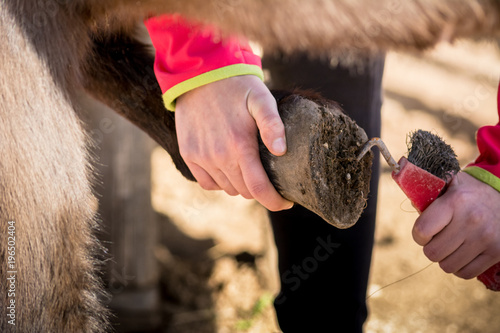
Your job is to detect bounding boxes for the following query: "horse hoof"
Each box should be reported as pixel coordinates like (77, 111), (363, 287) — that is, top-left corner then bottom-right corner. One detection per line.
(260, 90), (373, 229)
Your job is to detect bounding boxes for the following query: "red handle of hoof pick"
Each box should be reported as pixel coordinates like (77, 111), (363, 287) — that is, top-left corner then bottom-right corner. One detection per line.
(391, 157), (446, 213)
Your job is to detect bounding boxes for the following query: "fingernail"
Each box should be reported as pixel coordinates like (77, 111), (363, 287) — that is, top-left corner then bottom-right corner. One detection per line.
(272, 137), (286, 155)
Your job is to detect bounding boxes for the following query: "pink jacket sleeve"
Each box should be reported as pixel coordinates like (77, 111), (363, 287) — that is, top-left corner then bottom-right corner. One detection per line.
(464, 83), (500, 192)
(144, 14), (263, 111)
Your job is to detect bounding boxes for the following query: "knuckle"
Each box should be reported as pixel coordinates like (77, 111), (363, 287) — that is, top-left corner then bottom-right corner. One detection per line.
(211, 144), (230, 161)
(248, 180), (268, 199)
(234, 145), (260, 167)
(468, 212), (497, 246)
(249, 89), (273, 109)
(199, 180), (219, 191)
(260, 115), (285, 137)
(468, 211), (482, 228)
(451, 190), (471, 207)
(224, 188), (239, 197)
(232, 134), (256, 154)
(240, 192), (253, 200)
(438, 261), (455, 274)
(412, 223), (428, 245)
(249, 182), (267, 196)
(224, 163), (241, 178)
(423, 245), (439, 262)
(455, 269), (475, 280)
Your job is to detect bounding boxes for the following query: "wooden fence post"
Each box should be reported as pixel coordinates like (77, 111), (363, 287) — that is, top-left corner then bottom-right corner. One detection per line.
(81, 95), (161, 332)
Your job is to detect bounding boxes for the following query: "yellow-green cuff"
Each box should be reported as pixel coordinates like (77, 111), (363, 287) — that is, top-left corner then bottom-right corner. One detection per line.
(163, 64), (264, 111)
(463, 166), (500, 193)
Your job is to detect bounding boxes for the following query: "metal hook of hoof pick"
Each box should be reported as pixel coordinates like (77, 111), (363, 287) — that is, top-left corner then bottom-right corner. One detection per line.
(356, 137), (400, 173)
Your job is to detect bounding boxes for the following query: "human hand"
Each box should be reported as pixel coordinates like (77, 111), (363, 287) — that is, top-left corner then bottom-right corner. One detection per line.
(412, 172), (500, 279)
(175, 75), (293, 211)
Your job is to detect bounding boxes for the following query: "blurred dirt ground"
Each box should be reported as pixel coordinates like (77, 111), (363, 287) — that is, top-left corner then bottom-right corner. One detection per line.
(150, 40), (500, 332)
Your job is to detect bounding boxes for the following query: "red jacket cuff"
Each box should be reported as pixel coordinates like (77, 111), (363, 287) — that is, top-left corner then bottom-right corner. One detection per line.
(145, 14), (262, 96)
(465, 82), (500, 190)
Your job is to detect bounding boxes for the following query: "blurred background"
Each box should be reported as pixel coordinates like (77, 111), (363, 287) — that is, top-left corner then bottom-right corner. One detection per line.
(84, 39), (500, 332)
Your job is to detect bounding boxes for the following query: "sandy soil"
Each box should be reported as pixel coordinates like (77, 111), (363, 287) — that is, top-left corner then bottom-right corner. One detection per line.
(150, 40), (500, 332)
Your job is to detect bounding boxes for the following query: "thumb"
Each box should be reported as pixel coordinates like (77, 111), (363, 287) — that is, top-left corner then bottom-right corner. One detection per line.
(247, 87), (287, 156)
